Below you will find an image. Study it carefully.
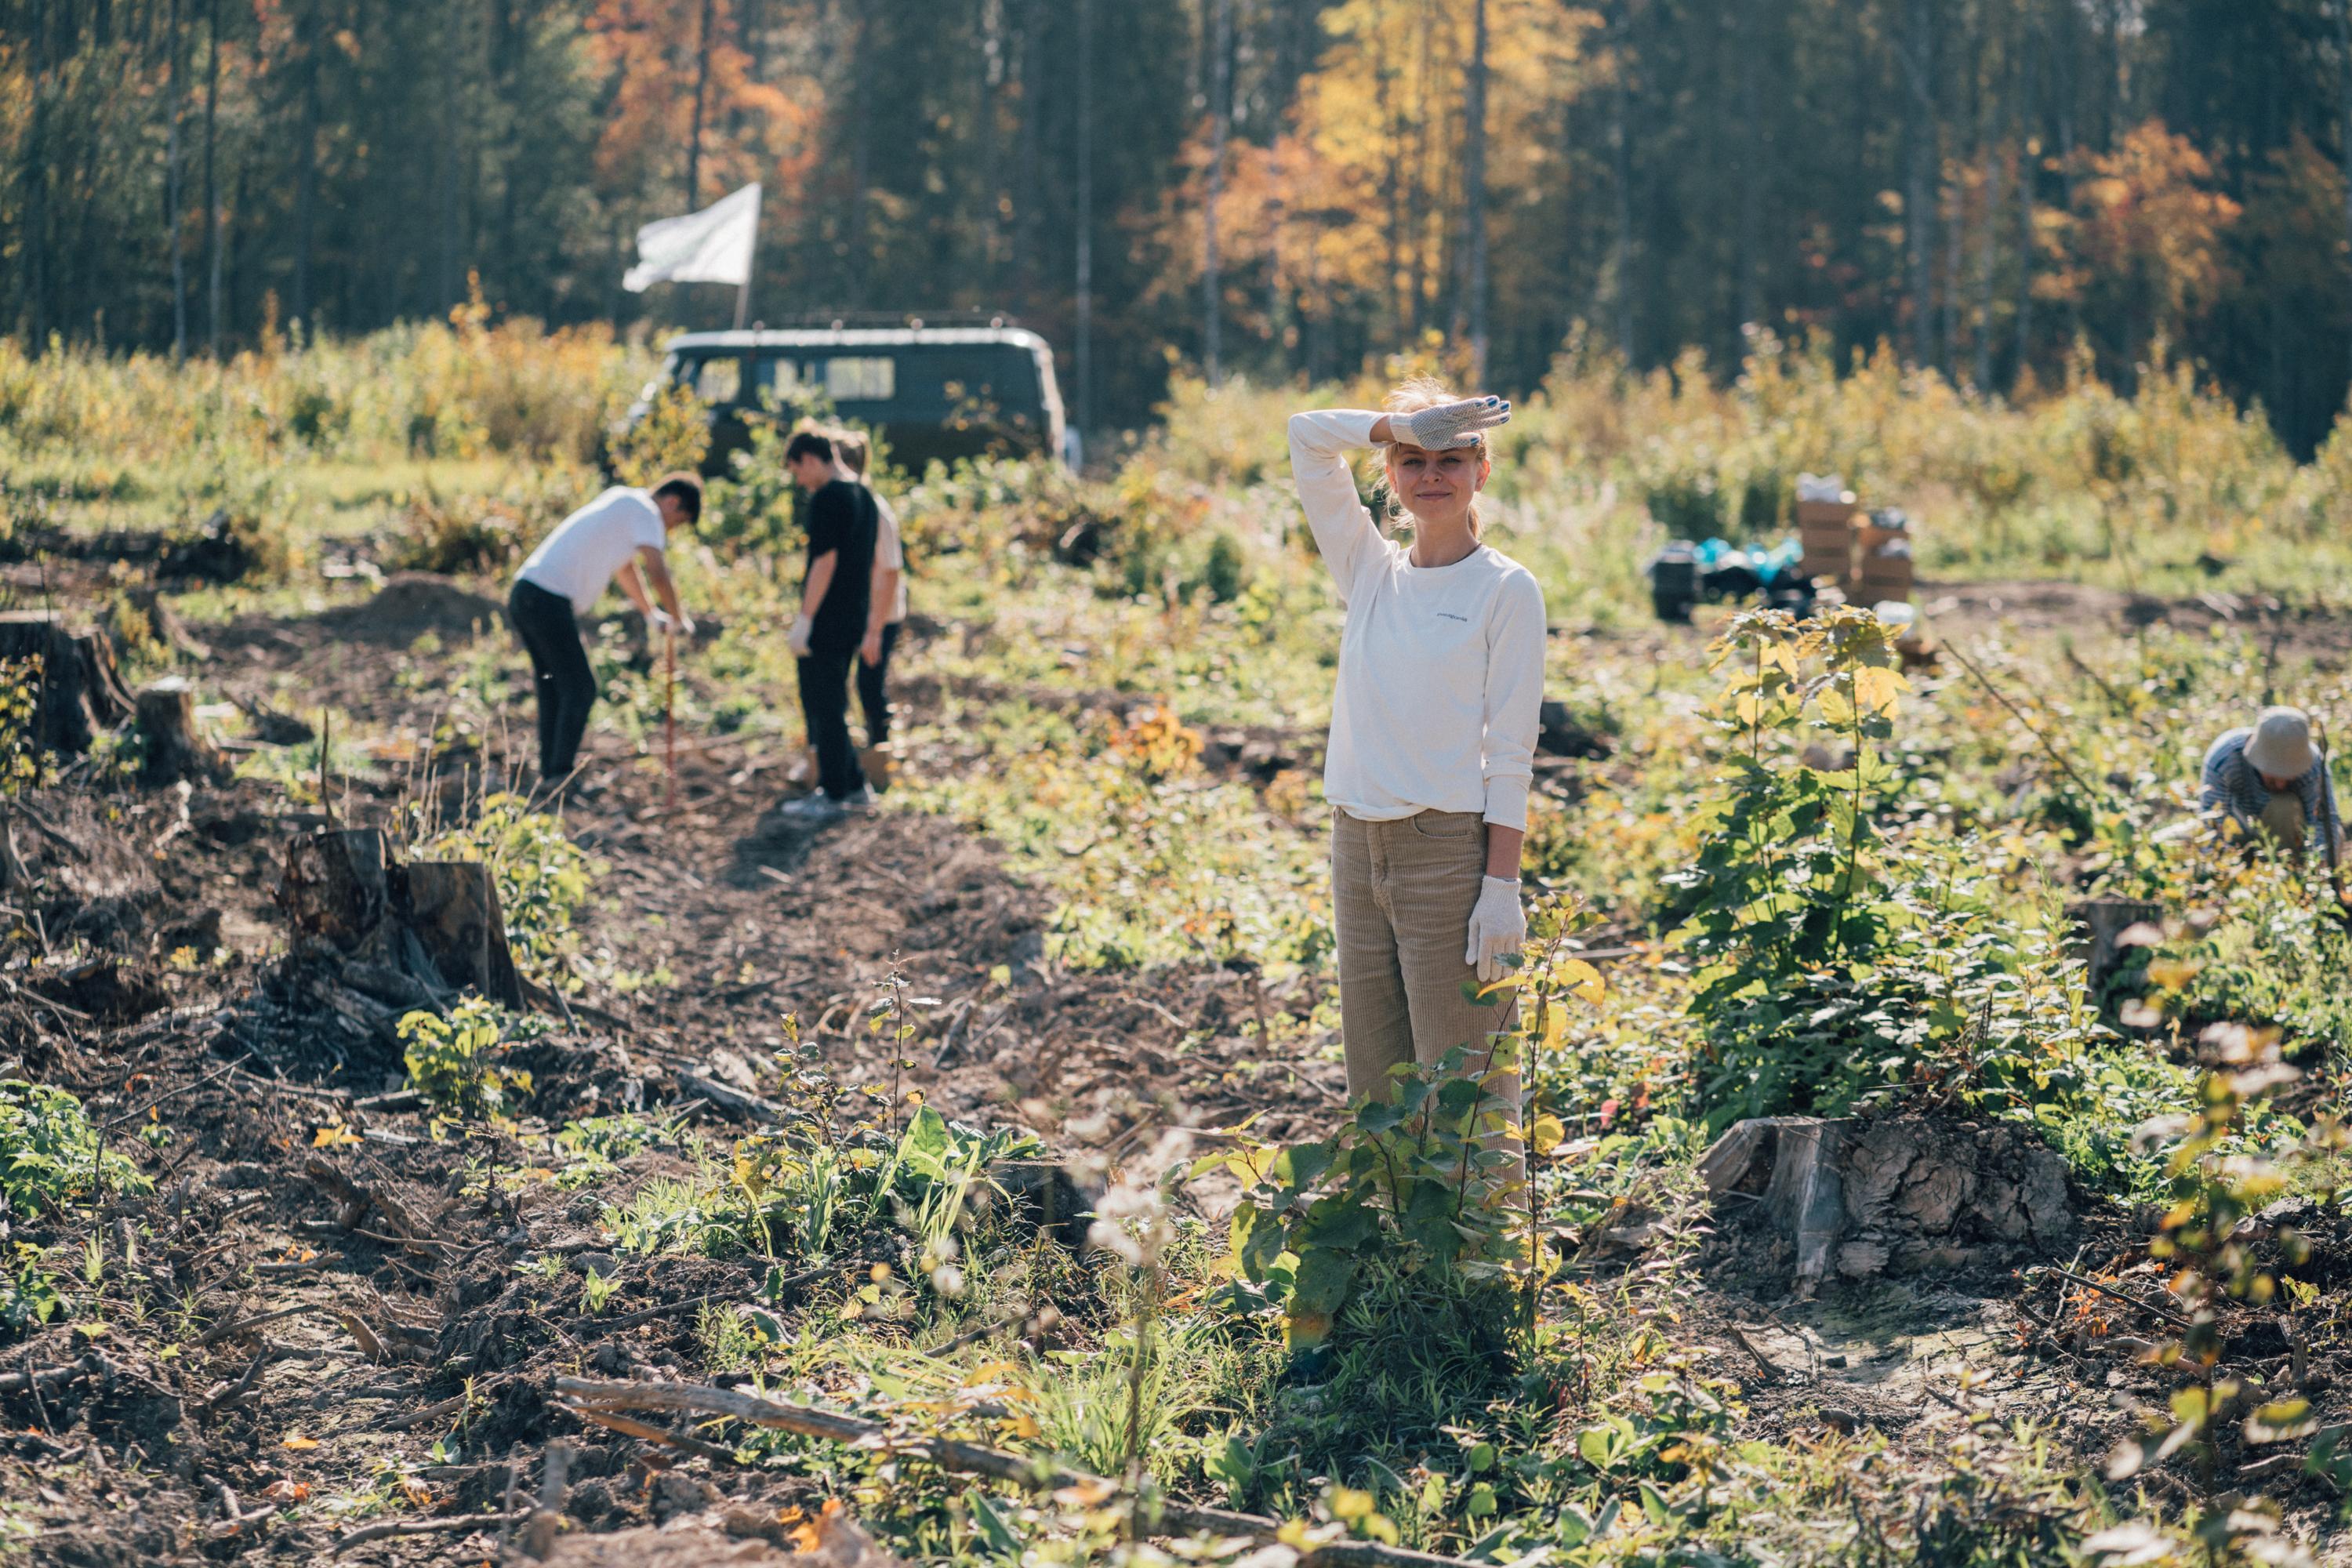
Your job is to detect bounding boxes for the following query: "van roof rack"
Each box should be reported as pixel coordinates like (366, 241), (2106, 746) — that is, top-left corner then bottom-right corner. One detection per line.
(748, 310), (1024, 331)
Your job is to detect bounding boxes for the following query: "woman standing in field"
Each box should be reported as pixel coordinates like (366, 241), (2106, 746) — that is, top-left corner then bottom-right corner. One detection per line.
(1287, 381), (1544, 1109)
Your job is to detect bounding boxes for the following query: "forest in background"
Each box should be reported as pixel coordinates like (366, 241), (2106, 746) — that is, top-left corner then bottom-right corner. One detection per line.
(7, 0), (2352, 449)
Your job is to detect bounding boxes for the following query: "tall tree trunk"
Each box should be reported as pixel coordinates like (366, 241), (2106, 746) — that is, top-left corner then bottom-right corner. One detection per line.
(2013, 31), (2034, 387)
(1899, 0), (1936, 366)
(2337, 2), (2352, 385)
(434, 0), (463, 309)
(292, 0), (324, 339)
(846, 6), (871, 303)
(1203, 0), (1231, 382)
(1073, 0), (1094, 433)
(1976, 137), (1998, 390)
(1461, 0), (1490, 383)
(1011, 0), (1044, 307)
(1733, 0), (1762, 339)
(686, 0), (717, 207)
(1606, 0), (1635, 361)
(25, 0), (51, 347)
(202, 0), (223, 354)
(167, 0), (187, 362)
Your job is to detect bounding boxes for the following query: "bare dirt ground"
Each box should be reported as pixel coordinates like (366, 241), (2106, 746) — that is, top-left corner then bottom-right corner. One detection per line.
(0, 579), (1350, 1563)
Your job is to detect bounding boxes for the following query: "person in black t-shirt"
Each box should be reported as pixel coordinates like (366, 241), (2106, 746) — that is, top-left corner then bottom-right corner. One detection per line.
(781, 429), (879, 820)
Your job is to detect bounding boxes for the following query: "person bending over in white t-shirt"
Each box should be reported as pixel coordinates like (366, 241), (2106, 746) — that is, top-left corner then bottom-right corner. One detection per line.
(1287, 379), (1544, 1127)
(508, 474), (700, 787)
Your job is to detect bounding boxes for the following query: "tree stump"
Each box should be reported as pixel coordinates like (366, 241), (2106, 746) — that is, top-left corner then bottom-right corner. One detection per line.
(404, 861), (524, 1007)
(134, 678), (231, 787)
(2065, 898), (2166, 997)
(275, 828), (396, 956)
(1700, 1115), (2077, 1294)
(274, 829), (524, 1011)
(0, 612), (133, 755)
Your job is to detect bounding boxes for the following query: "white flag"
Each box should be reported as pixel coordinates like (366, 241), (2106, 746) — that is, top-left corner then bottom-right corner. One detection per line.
(622, 182), (761, 292)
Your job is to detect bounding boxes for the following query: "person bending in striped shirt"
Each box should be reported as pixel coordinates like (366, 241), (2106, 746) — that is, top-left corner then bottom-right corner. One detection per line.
(2198, 706), (2343, 858)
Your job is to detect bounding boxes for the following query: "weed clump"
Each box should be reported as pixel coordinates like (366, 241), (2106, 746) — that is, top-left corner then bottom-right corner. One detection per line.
(0, 1081), (148, 1215)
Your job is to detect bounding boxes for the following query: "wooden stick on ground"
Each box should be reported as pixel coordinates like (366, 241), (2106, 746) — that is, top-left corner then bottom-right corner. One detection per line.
(330, 1512), (528, 1554)
(663, 622), (678, 817)
(554, 1376), (1475, 1568)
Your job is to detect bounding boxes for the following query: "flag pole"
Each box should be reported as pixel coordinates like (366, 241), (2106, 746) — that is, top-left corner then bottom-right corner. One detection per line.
(733, 186), (761, 329)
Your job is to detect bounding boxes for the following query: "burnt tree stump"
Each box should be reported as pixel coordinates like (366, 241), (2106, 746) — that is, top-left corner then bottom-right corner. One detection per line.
(276, 828), (396, 957)
(134, 678), (231, 787)
(0, 612), (133, 755)
(274, 827), (524, 1014)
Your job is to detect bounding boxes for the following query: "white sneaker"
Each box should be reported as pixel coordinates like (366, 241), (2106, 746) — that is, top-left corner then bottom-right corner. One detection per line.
(779, 793), (845, 823)
(840, 785), (877, 813)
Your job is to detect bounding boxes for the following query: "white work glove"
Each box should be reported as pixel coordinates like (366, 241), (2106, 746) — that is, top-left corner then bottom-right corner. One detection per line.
(1465, 876), (1526, 984)
(1385, 395), (1512, 451)
(649, 608), (695, 638)
(788, 614), (814, 658)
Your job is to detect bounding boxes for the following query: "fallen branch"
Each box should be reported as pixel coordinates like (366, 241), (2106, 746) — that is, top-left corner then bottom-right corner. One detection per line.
(199, 1345), (278, 1414)
(677, 1071), (787, 1123)
(330, 1512), (528, 1554)
(101, 1058), (242, 1131)
(2043, 1266), (2194, 1330)
(196, 1303), (326, 1348)
(1725, 1323), (1788, 1386)
(554, 1376), (1475, 1568)
(0, 1363), (80, 1394)
(566, 1403), (742, 1463)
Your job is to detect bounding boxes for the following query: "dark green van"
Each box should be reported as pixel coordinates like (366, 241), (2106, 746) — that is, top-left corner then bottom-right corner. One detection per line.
(626, 325), (1066, 476)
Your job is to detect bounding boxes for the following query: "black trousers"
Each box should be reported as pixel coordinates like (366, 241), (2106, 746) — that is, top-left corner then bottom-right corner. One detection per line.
(857, 621), (902, 747)
(797, 642), (868, 801)
(508, 579), (595, 780)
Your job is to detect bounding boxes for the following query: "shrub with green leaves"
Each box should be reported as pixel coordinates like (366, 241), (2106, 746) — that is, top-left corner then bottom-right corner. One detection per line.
(1210, 1045), (1523, 1360)
(0, 1080), (149, 1215)
(399, 998), (532, 1125)
(1665, 609), (2113, 1132)
(608, 383), (710, 487)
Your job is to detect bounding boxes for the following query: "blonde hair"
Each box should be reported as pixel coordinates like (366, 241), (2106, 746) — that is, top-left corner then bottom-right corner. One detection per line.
(828, 427), (871, 477)
(1380, 376), (1491, 539)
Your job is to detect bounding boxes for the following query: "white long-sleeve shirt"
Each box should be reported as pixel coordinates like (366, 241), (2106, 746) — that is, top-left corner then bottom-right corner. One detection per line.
(1287, 410), (1548, 833)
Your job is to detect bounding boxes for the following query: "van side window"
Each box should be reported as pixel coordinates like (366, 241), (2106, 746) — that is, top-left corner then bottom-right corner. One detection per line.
(693, 358), (743, 404)
(754, 358), (807, 396)
(825, 357), (895, 401)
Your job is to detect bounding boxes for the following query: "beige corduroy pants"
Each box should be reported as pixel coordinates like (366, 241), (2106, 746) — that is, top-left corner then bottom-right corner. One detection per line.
(1330, 808), (1520, 1105)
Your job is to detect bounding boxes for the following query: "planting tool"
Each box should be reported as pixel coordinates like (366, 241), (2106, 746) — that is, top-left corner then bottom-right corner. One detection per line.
(663, 620), (677, 816)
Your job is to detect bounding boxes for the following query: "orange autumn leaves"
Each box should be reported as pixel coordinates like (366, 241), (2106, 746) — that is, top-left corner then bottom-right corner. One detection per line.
(586, 0), (820, 217)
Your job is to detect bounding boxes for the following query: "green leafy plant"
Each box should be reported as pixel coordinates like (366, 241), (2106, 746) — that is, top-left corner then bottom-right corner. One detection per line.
(398, 998), (532, 1127)
(0, 1243), (64, 1334)
(1209, 1044), (1523, 1364)
(0, 1080), (149, 1216)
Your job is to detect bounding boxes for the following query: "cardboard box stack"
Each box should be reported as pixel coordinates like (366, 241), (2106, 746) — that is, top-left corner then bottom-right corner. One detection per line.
(1857, 508), (1915, 604)
(1795, 474), (1859, 595)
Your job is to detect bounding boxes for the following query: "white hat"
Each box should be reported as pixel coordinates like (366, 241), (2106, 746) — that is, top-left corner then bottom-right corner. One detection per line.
(2245, 706), (2321, 779)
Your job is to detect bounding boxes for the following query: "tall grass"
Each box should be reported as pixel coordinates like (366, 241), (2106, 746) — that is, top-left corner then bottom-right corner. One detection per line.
(0, 300), (652, 514)
(11, 314), (2348, 604)
(1147, 331), (2352, 604)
